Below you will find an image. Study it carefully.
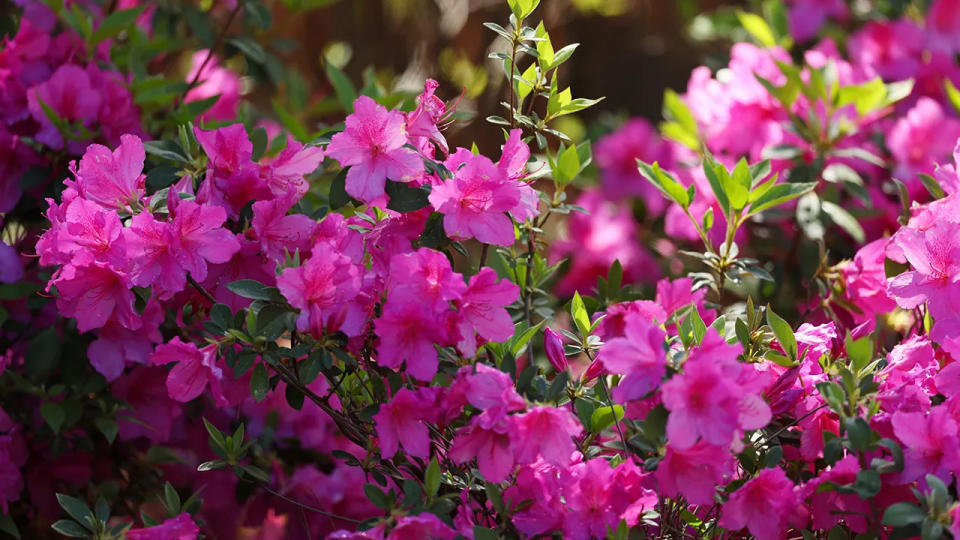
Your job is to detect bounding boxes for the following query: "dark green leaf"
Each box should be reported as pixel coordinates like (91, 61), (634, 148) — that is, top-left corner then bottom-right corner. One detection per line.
(250, 363), (269, 402)
(91, 6), (145, 45)
(50, 520), (88, 538)
(385, 180), (430, 213)
(56, 494), (92, 526)
(227, 36), (266, 64)
(325, 60), (357, 113)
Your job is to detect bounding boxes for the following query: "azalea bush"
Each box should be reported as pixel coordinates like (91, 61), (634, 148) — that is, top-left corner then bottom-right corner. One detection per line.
(7, 0), (960, 538)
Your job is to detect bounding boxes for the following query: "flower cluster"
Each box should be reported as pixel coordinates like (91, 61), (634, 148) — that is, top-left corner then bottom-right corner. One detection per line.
(9, 0), (960, 539)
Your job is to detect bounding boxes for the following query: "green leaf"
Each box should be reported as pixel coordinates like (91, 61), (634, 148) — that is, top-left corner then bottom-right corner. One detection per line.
(163, 483), (181, 514)
(94, 418), (118, 444)
(0, 514), (20, 539)
(250, 363), (269, 403)
(227, 36), (266, 64)
(473, 526), (499, 540)
(766, 305), (797, 360)
(385, 180), (430, 212)
(821, 200), (865, 243)
(197, 460), (226, 471)
(363, 484), (390, 510)
(702, 160), (731, 218)
(507, 0), (540, 19)
(143, 140), (188, 163)
(425, 458), (441, 498)
(917, 173), (945, 200)
(570, 292), (591, 337)
(226, 280), (283, 302)
(846, 334), (874, 373)
(637, 161), (689, 207)
(250, 127), (269, 162)
(91, 5), (145, 45)
(173, 95), (220, 124)
(50, 520), (88, 538)
(272, 99), (309, 142)
(946, 79), (960, 115)
(836, 78), (886, 116)
(844, 417), (874, 452)
(662, 89), (698, 137)
(590, 405), (625, 432)
(746, 181), (817, 217)
(555, 144), (580, 186)
(145, 166), (180, 191)
(41, 402), (65, 433)
(737, 10), (777, 48)
(882, 503), (926, 527)
(325, 59), (357, 113)
(329, 168), (352, 209)
(56, 494), (93, 526)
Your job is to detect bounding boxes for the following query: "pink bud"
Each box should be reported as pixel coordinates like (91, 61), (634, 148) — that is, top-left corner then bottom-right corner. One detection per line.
(544, 327), (567, 372)
(582, 357), (605, 382)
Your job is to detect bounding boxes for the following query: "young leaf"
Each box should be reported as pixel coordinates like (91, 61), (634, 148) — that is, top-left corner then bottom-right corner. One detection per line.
(766, 306), (797, 360)
(570, 292), (591, 337)
(746, 181), (817, 217)
(736, 11), (777, 48)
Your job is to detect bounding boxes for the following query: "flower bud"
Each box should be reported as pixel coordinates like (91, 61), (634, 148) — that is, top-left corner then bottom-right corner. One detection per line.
(582, 357), (605, 382)
(544, 327), (567, 372)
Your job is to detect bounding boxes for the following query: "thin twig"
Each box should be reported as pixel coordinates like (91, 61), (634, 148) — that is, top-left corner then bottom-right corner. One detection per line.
(187, 274), (217, 304)
(178, 2), (243, 105)
(259, 485), (363, 524)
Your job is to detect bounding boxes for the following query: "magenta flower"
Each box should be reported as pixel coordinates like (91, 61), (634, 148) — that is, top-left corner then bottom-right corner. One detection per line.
(544, 327), (567, 372)
(513, 406), (582, 466)
(429, 153), (522, 246)
(373, 387), (439, 459)
(151, 337), (228, 407)
(387, 249), (466, 309)
(594, 117), (673, 209)
(720, 468), (806, 540)
(111, 366), (182, 443)
(326, 95), (423, 203)
(374, 298), (451, 381)
(887, 221), (960, 317)
(561, 459), (621, 539)
(787, 0), (847, 41)
(660, 330), (770, 448)
(655, 442), (733, 505)
(276, 248), (365, 338)
(448, 407), (517, 483)
(259, 139), (324, 199)
(892, 407), (960, 484)
(67, 134), (145, 211)
(598, 313), (667, 402)
(390, 514), (458, 540)
(251, 195), (318, 262)
(123, 212), (185, 298)
(888, 97), (960, 184)
(805, 456), (871, 533)
(168, 196), (241, 282)
(454, 267), (519, 356)
(52, 197), (127, 270)
(406, 78), (449, 156)
(194, 124), (272, 216)
(27, 64), (101, 151)
(445, 363), (526, 418)
(185, 50), (241, 122)
(87, 299), (162, 381)
(126, 513), (200, 540)
(53, 262), (139, 333)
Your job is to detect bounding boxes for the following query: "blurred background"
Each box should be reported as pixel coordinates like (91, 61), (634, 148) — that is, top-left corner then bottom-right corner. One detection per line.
(241, 0), (750, 152)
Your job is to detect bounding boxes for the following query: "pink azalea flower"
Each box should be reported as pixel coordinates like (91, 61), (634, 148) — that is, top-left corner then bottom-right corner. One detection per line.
(655, 442), (733, 505)
(927, 0), (960, 54)
(594, 117), (673, 210)
(111, 366), (182, 443)
(67, 134), (145, 211)
(405, 78), (449, 156)
(27, 64), (101, 151)
(53, 262), (139, 333)
(428, 153), (522, 246)
(891, 407), (960, 484)
(252, 195), (318, 262)
(561, 459), (621, 539)
(51, 197), (127, 270)
(787, 0), (847, 41)
(505, 461), (564, 537)
(0, 243), (22, 284)
(151, 337), (228, 406)
(374, 297), (452, 381)
(185, 50), (241, 122)
(126, 513), (200, 540)
(888, 97), (960, 185)
(387, 249), (466, 309)
(259, 140), (324, 199)
(661, 330), (770, 448)
(599, 312), (667, 402)
(276, 246), (365, 337)
(847, 20), (924, 81)
(544, 327), (568, 372)
(720, 468), (806, 540)
(804, 456), (871, 533)
(195, 124), (272, 216)
(87, 298), (163, 381)
(512, 406), (582, 466)
(454, 267), (519, 356)
(123, 211), (186, 298)
(325, 95), (423, 203)
(389, 514), (458, 540)
(551, 190), (660, 296)
(445, 363), (526, 419)
(168, 196), (241, 282)
(841, 238), (898, 321)
(448, 407), (517, 483)
(372, 387), (439, 459)
(887, 221), (960, 318)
